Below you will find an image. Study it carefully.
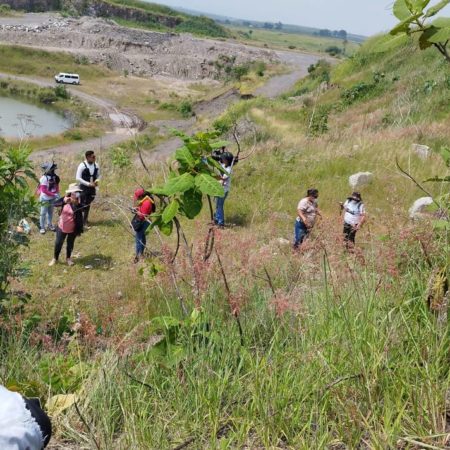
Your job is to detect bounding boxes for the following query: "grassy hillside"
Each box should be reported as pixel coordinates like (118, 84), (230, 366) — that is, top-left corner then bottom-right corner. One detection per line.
(2, 34), (450, 448)
(229, 24), (360, 55)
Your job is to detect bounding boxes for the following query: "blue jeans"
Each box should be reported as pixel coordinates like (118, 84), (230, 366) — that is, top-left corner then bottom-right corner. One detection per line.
(40, 200), (55, 230)
(214, 192), (228, 226)
(294, 220), (309, 248)
(135, 221), (150, 256)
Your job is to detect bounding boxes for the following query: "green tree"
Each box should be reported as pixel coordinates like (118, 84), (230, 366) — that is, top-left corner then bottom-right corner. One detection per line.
(0, 147), (37, 300)
(387, 0), (450, 62)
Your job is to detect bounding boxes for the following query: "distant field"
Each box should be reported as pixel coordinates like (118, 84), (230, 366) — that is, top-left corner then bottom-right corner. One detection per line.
(229, 25), (360, 55)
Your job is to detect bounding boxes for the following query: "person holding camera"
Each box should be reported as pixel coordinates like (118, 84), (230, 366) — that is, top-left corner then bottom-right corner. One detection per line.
(294, 188), (321, 250)
(340, 191), (366, 249)
(214, 152), (233, 228)
(76, 150), (100, 228)
(38, 162), (60, 234)
(49, 184), (84, 267)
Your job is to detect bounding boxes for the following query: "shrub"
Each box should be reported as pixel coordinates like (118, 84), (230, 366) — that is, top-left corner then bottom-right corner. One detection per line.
(63, 129), (83, 140)
(178, 100), (193, 118)
(54, 85), (70, 99)
(325, 46), (343, 56)
(37, 89), (57, 104)
(110, 146), (131, 169)
(175, 16), (228, 38)
(341, 82), (375, 105)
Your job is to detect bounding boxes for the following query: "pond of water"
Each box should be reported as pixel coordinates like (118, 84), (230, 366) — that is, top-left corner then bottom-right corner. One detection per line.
(0, 96), (71, 139)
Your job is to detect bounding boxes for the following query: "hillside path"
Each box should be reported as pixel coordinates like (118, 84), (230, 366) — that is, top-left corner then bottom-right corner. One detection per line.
(0, 47), (326, 163)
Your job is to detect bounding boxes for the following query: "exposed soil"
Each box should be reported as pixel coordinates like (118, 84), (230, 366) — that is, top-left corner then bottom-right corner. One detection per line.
(0, 14), (278, 79)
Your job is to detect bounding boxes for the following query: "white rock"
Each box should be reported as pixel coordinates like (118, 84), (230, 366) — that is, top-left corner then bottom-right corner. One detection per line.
(412, 144), (431, 160)
(409, 197), (433, 219)
(349, 172), (373, 189)
(276, 238), (291, 246)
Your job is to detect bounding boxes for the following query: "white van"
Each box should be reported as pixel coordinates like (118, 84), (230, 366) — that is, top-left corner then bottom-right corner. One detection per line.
(54, 73), (80, 85)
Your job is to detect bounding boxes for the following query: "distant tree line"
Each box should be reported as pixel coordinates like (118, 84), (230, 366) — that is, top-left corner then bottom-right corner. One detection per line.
(316, 29), (347, 39)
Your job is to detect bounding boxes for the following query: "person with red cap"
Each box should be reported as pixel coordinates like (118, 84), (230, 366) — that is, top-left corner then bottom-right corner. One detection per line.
(132, 188), (155, 263)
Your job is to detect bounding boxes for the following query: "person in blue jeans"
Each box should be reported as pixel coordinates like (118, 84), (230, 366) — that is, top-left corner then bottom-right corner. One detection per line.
(214, 154), (233, 227)
(38, 162), (60, 234)
(294, 188), (320, 249)
(132, 188), (155, 263)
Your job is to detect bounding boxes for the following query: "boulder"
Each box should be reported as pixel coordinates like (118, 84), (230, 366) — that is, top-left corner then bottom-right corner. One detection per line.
(412, 143), (431, 160)
(409, 197), (433, 219)
(349, 172), (373, 189)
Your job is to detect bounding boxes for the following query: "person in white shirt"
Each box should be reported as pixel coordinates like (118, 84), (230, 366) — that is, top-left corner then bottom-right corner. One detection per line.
(0, 385), (52, 449)
(214, 153), (233, 227)
(341, 191), (366, 249)
(75, 150), (100, 227)
(38, 162), (60, 234)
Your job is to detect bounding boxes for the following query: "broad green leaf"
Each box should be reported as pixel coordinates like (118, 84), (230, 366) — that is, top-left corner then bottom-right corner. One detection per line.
(393, 0), (413, 19)
(150, 186), (170, 196)
(390, 13), (422, 35)
(175, 146), (196, 168)
(159, 219), (173, 236)
(425, 0), (450, 16)
(206, 156), (227, 173)
(163, 173), (195, 195)
(428, 26), (450, 42)
(373, 34), (410, 52)
(181, 189), (203, 219)
(419, 26), (438, 48)
(162, 200), (179, 224)
(195, 173), (225, 197)
(210, 140), (231, 149)
(432, 16), (450, 26)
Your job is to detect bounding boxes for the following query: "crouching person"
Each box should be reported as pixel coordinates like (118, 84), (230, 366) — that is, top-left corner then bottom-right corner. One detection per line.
(49, 184), (84, 267)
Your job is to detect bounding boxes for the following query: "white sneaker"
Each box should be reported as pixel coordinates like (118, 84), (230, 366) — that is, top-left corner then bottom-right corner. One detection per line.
(67, 258), (74, 266)
(48, 258), (57, 267)
(40, 229), (46, 235)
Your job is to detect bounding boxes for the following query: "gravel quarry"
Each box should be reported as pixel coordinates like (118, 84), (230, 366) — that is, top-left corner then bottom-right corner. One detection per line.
(0, 14), (281, 79)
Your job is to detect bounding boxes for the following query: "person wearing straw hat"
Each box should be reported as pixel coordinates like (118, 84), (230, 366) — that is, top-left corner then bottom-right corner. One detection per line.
(340, 191), (366, 249)
(49, 183), (84, 267)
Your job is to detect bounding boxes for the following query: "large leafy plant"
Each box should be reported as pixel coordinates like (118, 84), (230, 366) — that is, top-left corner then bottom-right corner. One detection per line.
(387, 0), (450, 61)
(149, 130), (228, 236)
(0, 146), (37, 300)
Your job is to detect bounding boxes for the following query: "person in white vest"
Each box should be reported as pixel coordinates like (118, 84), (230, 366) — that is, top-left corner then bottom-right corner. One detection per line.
(340, 191), (366, 249)
(0, 385), (52, 449)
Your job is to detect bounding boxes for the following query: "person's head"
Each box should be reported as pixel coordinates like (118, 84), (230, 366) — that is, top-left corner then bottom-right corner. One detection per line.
(41, 162), (57, 174)
(220, 153), (234, 167)
(349, 191), (362, 202)
(134, 188), (145, 202)
(65, 183), (82, 200)
(85, 150), (96, 164)
(307, 188), (319, 200)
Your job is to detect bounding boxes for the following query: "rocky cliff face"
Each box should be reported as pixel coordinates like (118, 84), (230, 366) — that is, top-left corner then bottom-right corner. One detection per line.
(2, 0), (61, 12)
(2, 0), (183, 28)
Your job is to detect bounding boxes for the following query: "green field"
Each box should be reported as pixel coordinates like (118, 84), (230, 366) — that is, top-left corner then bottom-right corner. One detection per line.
(1, 27), (450, 450)
(229, 24), (360, 55)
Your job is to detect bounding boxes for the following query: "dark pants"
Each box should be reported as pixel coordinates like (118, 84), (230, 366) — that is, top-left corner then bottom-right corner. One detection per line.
(135, 220), (151, 256)
(54, 227), (76, 260)
(294, 220), (309, 248)
(343, 223), (357, 245)
(81, 188), (96, 225)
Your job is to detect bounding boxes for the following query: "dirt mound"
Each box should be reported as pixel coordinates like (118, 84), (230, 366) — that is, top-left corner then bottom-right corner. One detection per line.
(0, 15), (278, 80)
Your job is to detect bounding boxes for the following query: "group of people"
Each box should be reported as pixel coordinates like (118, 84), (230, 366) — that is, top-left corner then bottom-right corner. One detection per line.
(37, 150), (101, 266)
(294, 188), (366, 250)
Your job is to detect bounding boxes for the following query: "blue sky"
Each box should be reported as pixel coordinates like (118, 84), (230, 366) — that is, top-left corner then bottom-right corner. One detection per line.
(152, 0), (450, 36)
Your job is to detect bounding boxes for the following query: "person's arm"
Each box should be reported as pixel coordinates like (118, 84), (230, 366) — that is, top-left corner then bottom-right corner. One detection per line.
(297, 208), (309, 227)
(356, 207), (366, 229)
(76, 163), (90, 187)
(40, 183), (57, 198)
